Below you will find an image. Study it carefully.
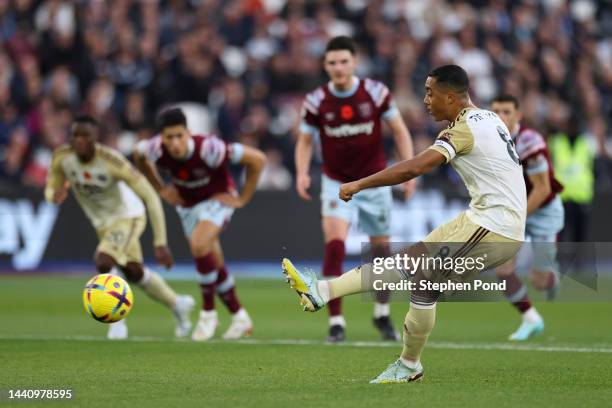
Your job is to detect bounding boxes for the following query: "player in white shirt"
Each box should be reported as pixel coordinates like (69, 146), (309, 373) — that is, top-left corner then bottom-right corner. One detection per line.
(45, 115), (194, 340)
(281, 65), (526, 383)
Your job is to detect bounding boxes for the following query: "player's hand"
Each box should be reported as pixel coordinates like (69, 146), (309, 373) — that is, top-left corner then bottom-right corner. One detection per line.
(52, 181), (70, 204)
(154, 245), (174, 269)
(402, 179), (417, 200)
(159, 185), (185, 206)
(212, 193), (244, 209)
(339, 181), (360, 202)
(296, 173), (312, 200)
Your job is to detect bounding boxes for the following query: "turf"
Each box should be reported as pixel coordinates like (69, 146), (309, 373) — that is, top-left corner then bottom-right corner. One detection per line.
(1, 275), (612, 407)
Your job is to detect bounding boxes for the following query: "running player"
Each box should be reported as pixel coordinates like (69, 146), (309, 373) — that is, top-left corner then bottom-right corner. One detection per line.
(492, 94), (564, 340)
(282, 65), (526, 382)
(135, 108), (266, 341)
(45, 115), (194, 340)
(296, 36), (416, 342)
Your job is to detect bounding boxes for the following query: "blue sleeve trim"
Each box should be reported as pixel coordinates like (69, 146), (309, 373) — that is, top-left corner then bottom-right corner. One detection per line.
(300, 122), (318, 135)
(382, 106), (400, 120)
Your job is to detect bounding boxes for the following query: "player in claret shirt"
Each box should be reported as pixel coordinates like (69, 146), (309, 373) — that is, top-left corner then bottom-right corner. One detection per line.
(295, 36), (416, 342)
(492, 94), (564, 341)
(45, 115), (194, 340)
(135, 108), (267, 342)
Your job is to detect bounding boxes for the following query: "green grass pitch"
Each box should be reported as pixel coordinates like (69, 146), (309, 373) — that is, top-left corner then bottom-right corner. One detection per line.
(2, 275), (612, 407)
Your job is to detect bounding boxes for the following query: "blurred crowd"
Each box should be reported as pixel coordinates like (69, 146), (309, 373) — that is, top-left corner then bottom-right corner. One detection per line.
(0, 0), (610, 191)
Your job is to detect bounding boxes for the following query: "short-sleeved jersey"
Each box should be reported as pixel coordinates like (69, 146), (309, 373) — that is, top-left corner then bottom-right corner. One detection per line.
(46, 145), (145, 227)
(513, 125), (563, 208)
(137, 135), (244, 208)
(300, 77), (399, 183)
(429, 108), (527, 241)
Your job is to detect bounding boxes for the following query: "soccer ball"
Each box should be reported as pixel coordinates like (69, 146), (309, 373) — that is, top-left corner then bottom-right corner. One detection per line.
(82, 274), (134, 323)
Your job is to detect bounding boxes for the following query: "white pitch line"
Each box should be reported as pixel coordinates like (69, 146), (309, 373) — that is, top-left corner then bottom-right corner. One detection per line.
(1, 334), (612, 354)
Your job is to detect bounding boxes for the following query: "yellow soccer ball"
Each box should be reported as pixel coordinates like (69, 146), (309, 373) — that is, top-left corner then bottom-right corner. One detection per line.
(82, 274), (134, 323)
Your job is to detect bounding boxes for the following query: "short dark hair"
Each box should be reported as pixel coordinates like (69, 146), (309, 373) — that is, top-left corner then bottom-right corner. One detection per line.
(157, 108), (187, 131)
(325, 36), (357, 55)
(428, 65), (470, 93)
(491, 94), (520, 109)
(72, 114), (98, 127)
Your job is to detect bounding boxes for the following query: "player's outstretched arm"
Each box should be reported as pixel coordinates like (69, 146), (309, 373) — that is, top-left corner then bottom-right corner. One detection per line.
(214, 146), (267, 209)
(295, 132), (314, 200)
(115, 158), (173, 268)
(386, 114), (417, 199)
(44, 148), (69, 204)
(134, 149), (184, 206)
(526, 168), (551, 215)
(339, 149), (446, 202)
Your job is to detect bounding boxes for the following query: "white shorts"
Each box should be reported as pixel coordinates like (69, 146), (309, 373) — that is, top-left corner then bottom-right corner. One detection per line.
(320, 174), (392, 237)
(526, 196), (564, 239)
(526, 196), (564, 272)
(176, 199), (234, 238)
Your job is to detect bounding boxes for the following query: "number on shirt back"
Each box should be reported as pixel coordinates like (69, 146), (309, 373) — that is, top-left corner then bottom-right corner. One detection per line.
(497, 126), (520, 165)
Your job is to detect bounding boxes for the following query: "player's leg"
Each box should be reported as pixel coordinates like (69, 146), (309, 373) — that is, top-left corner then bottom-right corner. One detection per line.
(368, 235), (399, 340)
(495, 257), (544, 341)
(320, 173), (353, 342)
(176, 199), (235, 341)
(526, 198), (564, 299)
(94, 220), (136, 340)
(122, 218), (195, 338)
(211, 239), (253, 339)
(358, 185), (398, 340)
(189, 219), (223, 341)
(529, 239), (561, 299)
(321, 216), (350, 342)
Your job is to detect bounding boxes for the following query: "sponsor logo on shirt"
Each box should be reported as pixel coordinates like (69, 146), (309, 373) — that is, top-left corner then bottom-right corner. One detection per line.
(323, 121), (375, 138)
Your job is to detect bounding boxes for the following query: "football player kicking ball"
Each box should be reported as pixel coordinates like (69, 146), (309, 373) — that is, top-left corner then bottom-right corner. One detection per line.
(45, 115), (195, 340)
(135, 108), (266, 341)
(296, 36), (416, 342)
(282, 65), (526, 383)
(492, 94), (564, 340)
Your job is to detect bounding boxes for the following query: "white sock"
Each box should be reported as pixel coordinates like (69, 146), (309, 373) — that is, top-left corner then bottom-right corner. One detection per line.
(400, 356), (420, 370)
(317, 281), (331, 303)
(139, 267), (152, 286)
(233, 308), (248, 319)
(373, 302), (390, 318)
(200, 309), (218, 318)
(139, 268), (177, 308)
(523, 307), (542, 324)
(329, 315), (346, 327)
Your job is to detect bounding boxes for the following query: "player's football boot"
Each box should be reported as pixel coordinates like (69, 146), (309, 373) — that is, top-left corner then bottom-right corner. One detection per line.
(326, 324), (345, 343)
(369, 359), (424, 384)
(373, 316), (400, 341)
(281, 258), (325, 312)
(222, 309), (253, 340)
(107, 319), (128, 340)
(173, 294), (195, 338)
(191, 310), (218, 341)
(508, 319), (544, 341)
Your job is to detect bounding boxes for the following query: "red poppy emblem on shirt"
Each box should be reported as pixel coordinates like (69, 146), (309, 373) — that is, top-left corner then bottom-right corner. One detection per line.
(178, 169), (190, 180)
(340, 105), (354, 120)
(84, 171), (91, 180)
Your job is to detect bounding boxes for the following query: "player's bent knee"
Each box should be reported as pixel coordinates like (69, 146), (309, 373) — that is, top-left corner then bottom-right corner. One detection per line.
(529, 270), (552, 290)
(121, 263), (144, 283)
(95, 252), (116, 274)
(191, 244), (213, 258)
